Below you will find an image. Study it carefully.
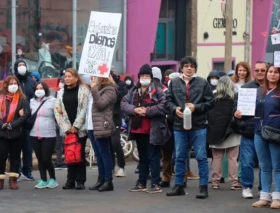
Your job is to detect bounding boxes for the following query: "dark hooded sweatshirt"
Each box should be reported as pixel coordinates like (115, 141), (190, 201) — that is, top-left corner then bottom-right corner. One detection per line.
(207, 70), (220, 91)
(14, 59), (36, 101)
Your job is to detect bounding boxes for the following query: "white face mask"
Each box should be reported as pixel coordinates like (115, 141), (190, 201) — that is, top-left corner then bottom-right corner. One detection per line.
(17, 66), (27, 75)
(35, 89), (45, 98)
(140, 78), (151, 86)
(183, 73), (196, 79)
(58, 83), (64, 89)
(210, 79), (218, 86)
(8, 85), (18, 94)
(125, 80), (132, 85)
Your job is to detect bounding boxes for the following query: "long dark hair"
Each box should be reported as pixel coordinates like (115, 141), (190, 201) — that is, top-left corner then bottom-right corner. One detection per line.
(261, 65), (280, 95)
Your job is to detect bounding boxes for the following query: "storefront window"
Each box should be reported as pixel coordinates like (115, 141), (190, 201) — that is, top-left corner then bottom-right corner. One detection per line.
(265, 0), (280, 63)
(0, 0), (98, 80)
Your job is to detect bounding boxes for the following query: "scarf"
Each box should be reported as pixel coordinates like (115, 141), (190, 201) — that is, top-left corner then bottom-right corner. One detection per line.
(0, 93), (20, 123)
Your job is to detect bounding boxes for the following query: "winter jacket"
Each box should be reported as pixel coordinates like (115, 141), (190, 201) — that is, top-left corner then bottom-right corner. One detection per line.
(0, 96), (30, 139)
(121, 83), (171, 145)
(255, 87), (280, 135)
(92, 84), (117, 139)
(30, 96), (56, 138)
(167, 76), (214, 131)
(14, 59), (36, 101)
(232, 80), (260, 138)
(113, 79), (127, 127)
(54, 84), (90, 137)
(207, 96), (234, 145)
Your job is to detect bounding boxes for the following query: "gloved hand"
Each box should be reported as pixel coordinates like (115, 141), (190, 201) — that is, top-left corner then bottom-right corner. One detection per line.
(1, 123), (7, 130)
(6, 123), (12, 131)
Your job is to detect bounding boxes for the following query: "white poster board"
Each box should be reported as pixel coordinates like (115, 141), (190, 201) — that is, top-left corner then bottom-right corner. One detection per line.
(78, 12), (122, 77)
(237, 88), (257, 116)
(274, 51), (280, 67)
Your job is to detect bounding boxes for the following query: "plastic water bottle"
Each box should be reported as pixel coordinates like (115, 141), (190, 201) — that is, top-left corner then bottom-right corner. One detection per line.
(183, 104), (192, 130)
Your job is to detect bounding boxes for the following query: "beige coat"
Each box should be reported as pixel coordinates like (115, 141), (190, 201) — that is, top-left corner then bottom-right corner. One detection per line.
(91, 84), (117, 139)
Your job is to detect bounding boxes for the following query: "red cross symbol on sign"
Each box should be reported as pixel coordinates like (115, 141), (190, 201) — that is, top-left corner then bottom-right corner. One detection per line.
(98, 63), (109, 75)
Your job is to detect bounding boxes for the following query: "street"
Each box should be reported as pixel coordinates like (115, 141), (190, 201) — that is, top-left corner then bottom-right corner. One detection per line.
(0, 160), (277, 213)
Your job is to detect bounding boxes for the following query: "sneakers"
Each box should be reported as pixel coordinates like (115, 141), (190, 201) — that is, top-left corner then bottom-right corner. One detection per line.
(47, 179), (58, 189)
(115, 168), (126, 177)
(230, 184), (242, 190)
(186, 171), (200, 180)
(21, 173), (35, 181)
(54, 164), (67, 170)
(242, 188), (253, 199)
(129, 182), (147, 192)
(35, 180), (48, 189)
(212, 185), (220, 190)
(147, 184), (162, 194)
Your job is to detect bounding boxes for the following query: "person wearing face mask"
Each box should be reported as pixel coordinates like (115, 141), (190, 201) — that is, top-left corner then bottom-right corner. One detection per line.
(207, 70), (220, 92)
(122, 64), (171, 194)
(13, 59), (36, 181)
(0, 76), (30, 190)
(29, 81), (58, 189)
(166, 57), (214, 199)
(124, 76), (134, 90)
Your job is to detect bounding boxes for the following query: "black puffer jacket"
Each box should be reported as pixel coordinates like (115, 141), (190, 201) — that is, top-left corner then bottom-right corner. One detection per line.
(167, 76), (214, 130)
(0, 96), (30, 139)
(113, 79), (127, 126)
(232, 80), (260, 139)
(14, 59), (36, 101)
(207, 97), (234, 145)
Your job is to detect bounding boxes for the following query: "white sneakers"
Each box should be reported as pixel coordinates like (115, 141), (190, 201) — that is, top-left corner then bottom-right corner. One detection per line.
(115, 168), (126, 177)
(242, 188), (253, 199)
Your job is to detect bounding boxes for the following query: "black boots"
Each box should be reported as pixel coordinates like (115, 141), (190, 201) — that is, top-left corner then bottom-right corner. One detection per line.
(98, 180), (114, 192)
(89, 176), (105, 190)
(196, 185), (208, 199)
(166, 184), (185, 196)
(75, 183), (85, 190)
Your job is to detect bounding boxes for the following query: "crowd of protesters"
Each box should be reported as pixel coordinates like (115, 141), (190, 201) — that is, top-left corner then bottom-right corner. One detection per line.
(0, 57), (279, 209)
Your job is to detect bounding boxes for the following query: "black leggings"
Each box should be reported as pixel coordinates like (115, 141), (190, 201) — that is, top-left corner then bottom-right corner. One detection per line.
(31, 137), (56, 181)
(0, 137), (22, 175)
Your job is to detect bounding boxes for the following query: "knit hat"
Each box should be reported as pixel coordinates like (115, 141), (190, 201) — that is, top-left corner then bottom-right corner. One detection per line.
(138, 64), (153, 78)
(164, 69), (174, 76)
(152, 67), (162, 81)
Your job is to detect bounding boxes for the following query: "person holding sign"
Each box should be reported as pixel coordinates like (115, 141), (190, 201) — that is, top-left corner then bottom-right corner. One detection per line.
(252, 65), (280, 209)
(231, 61), (252, 91)
(233, 61), (267, 199)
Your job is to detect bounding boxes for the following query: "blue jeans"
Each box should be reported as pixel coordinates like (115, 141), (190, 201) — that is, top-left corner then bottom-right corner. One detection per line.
(88, 130), (113, 181)
(174, 129), (209, 185)
(240, 136), (261, 190)
(135, 134), (161, 186)
(21, 131), (33, 176)
(254, 134), (280, 193)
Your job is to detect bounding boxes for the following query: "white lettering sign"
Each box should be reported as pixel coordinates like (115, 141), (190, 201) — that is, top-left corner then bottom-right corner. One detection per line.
(274, 51), (280, 68)
(78, 12), (122, 77)
(237, 88), (257, 116)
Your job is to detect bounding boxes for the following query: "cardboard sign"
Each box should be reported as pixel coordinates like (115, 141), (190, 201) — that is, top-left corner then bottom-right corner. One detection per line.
(237, 88), (257, 116)
(78, 12), (122, 77)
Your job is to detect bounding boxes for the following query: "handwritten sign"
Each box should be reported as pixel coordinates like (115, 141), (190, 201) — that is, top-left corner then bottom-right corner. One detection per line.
(78, 12), (122, 77)
(237, 88), (257, 116)
(274, 51), (280, 67)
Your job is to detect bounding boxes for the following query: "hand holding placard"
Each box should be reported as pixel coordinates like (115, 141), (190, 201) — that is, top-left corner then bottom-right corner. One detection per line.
(237, 88), (257, 116)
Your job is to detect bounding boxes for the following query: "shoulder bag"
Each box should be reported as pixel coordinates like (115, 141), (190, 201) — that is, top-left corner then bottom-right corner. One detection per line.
(260, 96), (280, 145)
(25, 100), (46, 131)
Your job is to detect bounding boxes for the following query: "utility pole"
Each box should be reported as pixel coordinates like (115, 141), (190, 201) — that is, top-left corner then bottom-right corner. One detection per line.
(244, 0), (251, 63)
(11, 0), (16, 69)
(224, 0), (233, 72)
(72, 0), (77, 69)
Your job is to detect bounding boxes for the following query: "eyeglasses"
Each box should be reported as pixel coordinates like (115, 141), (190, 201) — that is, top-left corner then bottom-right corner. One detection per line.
(255, 69), (266, 73)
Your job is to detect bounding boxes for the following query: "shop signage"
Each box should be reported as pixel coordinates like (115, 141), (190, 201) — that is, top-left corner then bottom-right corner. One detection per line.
(213, 18), (238, 29)
(79, 11), (122, 77)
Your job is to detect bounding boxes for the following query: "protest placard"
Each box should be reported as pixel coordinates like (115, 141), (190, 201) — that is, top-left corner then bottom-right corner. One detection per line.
(274, 51), (280, 67)
(237, 88), (257, 116)
(78, 12), (122, 77)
